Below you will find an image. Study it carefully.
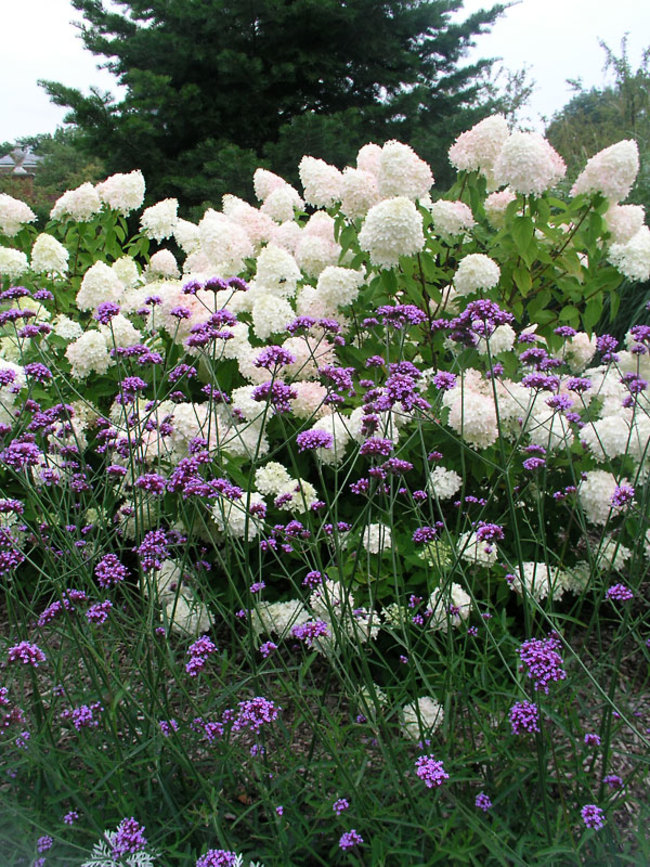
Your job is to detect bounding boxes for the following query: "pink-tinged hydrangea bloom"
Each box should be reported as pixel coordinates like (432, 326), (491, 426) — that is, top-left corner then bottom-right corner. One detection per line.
(604, 203), (646, 245)
(571, 140), (639, 202)
(358, 197), (425, 269)
(454, 253), (501, 296)
(493, 132), (566, 195)
(377, 140), (433, 201)
(608, 225), (650, 283)
(448, 115), (510, 175)
(484, 188), (517, 228)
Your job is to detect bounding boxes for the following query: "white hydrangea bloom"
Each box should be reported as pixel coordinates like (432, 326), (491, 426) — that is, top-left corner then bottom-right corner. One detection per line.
(377, 140), (433, 201)
(163, 593), (213, 636)
(430, 200), (475, 237)
(358, 196), (425, 269)
(578, 470), (625, 525)
(316, 265), (364, 309)
(579, 415), (633, 462)
(147, 249), (179, 279)
(571, 140), (639, 202)
(112, 256), (141, 288)
(0, 247), (29, 280)
(96, 169), (146, 216)
(448, 115), (510, 175)
(139, 197), (178, 241)
(311, 413), (351, 464)
(356, 142), (382, 175)
(453, 253), (500, 296)
(77, 260), (124, 311)
(253, 167), (288, 201)
(50, 182), (102, 222)
(223, 194), (276, 248)
(508, 561), (562, 601)
(493, 132), (566, 195)
(428, 466), (462, 499)
(270, 219), (303, 254)
(299, 156), (344, 208)
(294, 233), (339, 278)
(525, 408), (573, 452)
(560, 331), (597, 373)
(428, 582), (471, 631)
(401, 696), (444, 741)
(211, 490), (266, 541)
(251, 292), (294, 340)
(31, 234), (69, 276)
(65, 331), (114, 379)
(476, 323), (516, 355)
(252, 599), (311, 637)
(604, 204), (646, 245)
(99, 313), (142, 349)
(198, 209), (254, 274)
(595, 537), (631, 572)
(261, 183), (305, 222)
(174, 218), (201, 253)
(255, 461), (292, 496)
(361, 522), (392, 554)
(459, 530), (498, 567)
(52, 314), (83, 341)
(0, 193), (36, 236)
(290, 381), (330, 419)
(608, 226), (650, 282)
(445, 384), (498, 449)
(254, 244), (301, 297)
(340, 166), (381, 219)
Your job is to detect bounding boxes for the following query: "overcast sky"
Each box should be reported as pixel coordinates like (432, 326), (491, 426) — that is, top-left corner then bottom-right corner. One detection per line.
(1, 0), (649, 144)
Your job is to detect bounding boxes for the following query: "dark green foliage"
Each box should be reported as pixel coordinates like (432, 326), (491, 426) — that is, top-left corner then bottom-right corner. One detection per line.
(40, 0), (504, 210)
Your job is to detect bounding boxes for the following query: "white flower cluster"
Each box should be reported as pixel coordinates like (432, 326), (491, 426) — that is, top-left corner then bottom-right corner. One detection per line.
(453, 253), (500, 296)
(428, 582), (472, 631)
(361, 522), (392, 554)
(571, 140), (639, 202)
(401, 695), (444, 741)
(140, 198), (179, 241)
(492, 131), (566, 196)
(430, 199), (475, 237)
(0, 193), (36, 236)
(51, 182), (102, 222)
(96, 170), (146, 216)
(358, 196), (425, 269)
(31, 234), (68, 276)
(427, 465), (462, 499)
(0, 246), (29, 280)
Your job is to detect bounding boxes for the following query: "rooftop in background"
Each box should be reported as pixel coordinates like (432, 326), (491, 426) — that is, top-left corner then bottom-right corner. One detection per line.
(0, 146), (44, 176)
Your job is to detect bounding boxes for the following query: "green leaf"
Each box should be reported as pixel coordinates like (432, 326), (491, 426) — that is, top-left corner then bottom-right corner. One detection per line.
(513, 265), (532, 296)
(511, 215), (535, 256)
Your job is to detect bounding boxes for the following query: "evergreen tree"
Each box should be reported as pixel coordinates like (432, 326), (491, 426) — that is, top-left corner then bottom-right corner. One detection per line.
(41, 0), (503, 211)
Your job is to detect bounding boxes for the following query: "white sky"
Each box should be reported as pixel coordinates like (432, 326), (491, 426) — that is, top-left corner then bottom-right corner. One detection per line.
(1, 0), (649, 143)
